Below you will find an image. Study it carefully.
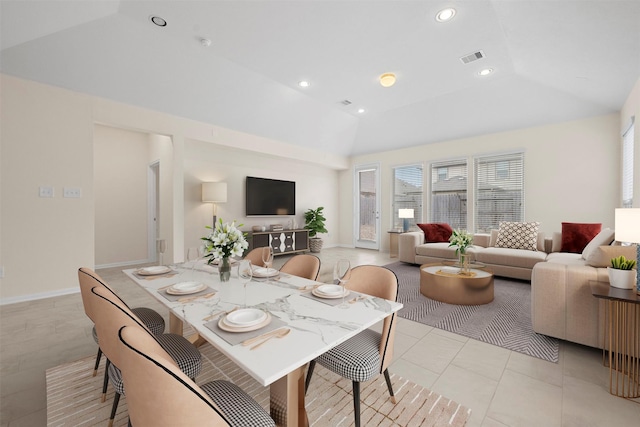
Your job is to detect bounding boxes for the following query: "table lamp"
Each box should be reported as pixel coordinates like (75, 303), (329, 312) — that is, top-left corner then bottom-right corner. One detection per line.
(202, 182), (227, 227)
(615, 208), (640, 294)
(399, 209), (414, 232)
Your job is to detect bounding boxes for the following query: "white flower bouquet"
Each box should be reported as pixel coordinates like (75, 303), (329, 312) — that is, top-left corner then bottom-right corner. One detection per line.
(201, 219), (248, 265)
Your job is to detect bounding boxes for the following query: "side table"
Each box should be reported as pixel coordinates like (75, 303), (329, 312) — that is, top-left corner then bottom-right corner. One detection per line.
(590, 281), (640, 398)
(387, 230), (404, 258)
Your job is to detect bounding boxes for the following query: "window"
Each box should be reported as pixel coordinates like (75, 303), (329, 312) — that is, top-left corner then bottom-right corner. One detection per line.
(430, 159), (467, 229)
(393, 165), (423, 230)
(474, 152), (524, 233)
(622, 118), (634, 208)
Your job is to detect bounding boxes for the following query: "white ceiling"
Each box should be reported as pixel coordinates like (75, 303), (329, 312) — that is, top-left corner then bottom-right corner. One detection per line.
(1, 0), (639, 157)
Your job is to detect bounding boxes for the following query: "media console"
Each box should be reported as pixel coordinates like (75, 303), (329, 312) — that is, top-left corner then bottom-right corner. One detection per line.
(248, 229), (309, 256)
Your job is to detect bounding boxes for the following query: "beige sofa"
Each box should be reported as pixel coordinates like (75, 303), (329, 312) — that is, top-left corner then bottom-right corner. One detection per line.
(398, 230), (550, 281)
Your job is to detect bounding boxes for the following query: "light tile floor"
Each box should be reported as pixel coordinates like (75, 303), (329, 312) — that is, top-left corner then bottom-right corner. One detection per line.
(1, 247), (639, 426)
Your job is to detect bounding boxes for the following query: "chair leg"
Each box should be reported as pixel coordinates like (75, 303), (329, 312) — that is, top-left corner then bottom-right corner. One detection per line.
(102, 359), (111, 403)
(352, 381), (361, 427)
(93, 348), (102, 377)
(108, 392), (120, 427)
(383, 369), (397, 404)
(304, 360), (316, 394)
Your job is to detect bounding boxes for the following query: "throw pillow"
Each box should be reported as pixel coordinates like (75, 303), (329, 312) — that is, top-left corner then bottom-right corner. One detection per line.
(561, 222), (602, 254)
(585, 244), (637, 268)
(495, 221), (540, 251)
(417, 223), (453, 243)
(581, 228), (615, 260)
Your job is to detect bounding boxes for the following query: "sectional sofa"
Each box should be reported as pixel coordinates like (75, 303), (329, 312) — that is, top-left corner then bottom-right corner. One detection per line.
(398, 226), (637, 349)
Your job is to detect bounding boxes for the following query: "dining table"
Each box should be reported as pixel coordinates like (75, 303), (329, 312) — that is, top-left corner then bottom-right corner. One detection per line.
(124, 261), (403, 427)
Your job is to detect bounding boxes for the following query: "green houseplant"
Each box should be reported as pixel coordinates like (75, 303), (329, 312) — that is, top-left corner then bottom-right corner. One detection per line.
(608, 255), (637, 289)
(304, 207), (328, 253)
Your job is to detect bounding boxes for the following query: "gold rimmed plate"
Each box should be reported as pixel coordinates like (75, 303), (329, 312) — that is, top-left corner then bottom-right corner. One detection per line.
(218, 312), (272, 333)
(137, 266), (172, 276)
(166, 281), (207, 295)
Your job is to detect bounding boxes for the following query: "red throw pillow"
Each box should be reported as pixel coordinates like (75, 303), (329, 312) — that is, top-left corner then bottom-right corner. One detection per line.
(560, 222), (602, 253)
(417, 223), (453, 243)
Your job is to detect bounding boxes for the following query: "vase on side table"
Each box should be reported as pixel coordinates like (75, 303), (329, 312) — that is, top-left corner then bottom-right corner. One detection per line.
(219, 257), (231, 282)
(459, 253), (471, 276)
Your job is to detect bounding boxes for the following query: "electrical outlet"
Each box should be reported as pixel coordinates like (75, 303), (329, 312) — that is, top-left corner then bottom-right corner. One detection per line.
(39, 186), (54, 198)
(63, 187), (82, 198)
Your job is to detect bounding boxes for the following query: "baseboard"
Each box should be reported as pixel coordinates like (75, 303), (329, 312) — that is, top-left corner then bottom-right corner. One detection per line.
(95, 259), (151, 269)
(0, 287), (79, 306)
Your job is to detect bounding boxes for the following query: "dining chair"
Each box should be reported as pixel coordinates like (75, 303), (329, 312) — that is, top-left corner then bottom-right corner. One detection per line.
(304, 265), (399, 427)
(116, 324), (276, 427)
(78, 268), (166, 377)
(243, 247), (268, 266)
(279, 254), (321, 281)
(87, 282), (202, 427)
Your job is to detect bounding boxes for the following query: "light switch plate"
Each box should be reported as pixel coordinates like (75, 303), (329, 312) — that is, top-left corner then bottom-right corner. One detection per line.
(63, 187), (82, 198)
(39, 186), (54, 198)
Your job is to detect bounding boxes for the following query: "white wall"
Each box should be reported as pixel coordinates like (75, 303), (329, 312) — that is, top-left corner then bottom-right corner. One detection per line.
(341, 114), (622, 251)
(621, 77), (640, 207)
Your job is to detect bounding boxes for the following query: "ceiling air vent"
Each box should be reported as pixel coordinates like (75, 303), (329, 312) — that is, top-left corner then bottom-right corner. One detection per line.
(460, 50), (485, 64)
(340, 99), (352, 106)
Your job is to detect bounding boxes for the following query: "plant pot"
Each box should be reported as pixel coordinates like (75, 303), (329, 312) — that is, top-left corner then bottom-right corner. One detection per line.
(309, 237), (323, 253)
(607, 267), (636, 289)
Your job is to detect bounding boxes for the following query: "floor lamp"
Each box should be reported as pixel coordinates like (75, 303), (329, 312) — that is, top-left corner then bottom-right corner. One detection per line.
(615, 208), (640, 295)
(202, 182), (227, 228)
(399, 209), (414, 232)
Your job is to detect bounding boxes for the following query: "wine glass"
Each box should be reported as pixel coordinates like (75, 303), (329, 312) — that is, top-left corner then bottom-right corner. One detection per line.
(334, 259), (352, 309)
(186, 247), (200, 280)
(261, 246), (274, 283)
(238, 260), (253, 307)
(156, 239), (167, 266)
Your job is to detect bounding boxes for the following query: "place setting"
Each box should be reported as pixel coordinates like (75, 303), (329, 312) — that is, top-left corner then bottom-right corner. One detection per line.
(301, 259), (362, 307)
(157, 281), (217, 303)
(133, 265), (177, 280)
(204, 307), (288, 347)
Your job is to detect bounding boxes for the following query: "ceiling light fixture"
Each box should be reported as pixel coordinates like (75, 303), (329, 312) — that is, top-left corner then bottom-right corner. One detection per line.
(379, 73), (396, 87)
(298, 81), (310, 88)
(200, 38), (212, 47)
(150, 15), (167, 27)
(435, 8), (456, 22)
(478, 68), (494, 76)
(357, 108), (366, 114)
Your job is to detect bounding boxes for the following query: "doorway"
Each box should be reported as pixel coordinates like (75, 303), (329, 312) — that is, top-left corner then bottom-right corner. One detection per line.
(354, 164), (380, 250)
(148, 161), (160, 263)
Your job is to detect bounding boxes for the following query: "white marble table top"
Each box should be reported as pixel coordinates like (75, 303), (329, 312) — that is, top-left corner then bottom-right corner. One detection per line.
(124, 261), (403, 387)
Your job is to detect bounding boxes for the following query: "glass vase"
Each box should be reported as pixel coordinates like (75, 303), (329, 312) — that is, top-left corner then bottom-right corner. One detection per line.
(219, 257), (231, 282)
(459, 253), (471, 275)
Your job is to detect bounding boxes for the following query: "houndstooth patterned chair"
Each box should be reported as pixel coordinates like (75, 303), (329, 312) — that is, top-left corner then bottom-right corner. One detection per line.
(305, 265), (399, 427)
(88, 280), (202, 427)
(279, 254), (321, 280)
(117, 324), (275, 426)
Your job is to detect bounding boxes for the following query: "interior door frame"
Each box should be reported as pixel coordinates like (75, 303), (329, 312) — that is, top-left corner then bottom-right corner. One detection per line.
(147, 161), (160, 262)
(353, 163), (381, 250)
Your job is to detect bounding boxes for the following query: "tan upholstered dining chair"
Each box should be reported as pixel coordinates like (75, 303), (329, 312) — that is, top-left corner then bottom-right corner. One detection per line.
(85, 274), (202, 427)
(279, 254), (321, 281)
(304, 265), (399, 427)
(243, 247), (268, 266)
(116, 324), (275, 426)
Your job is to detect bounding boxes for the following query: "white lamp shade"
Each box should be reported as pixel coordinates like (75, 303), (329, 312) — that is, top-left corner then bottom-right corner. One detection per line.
(615, 208), (640, 243)
(202, 182), (227, 203)
(398, 209), (414, 219)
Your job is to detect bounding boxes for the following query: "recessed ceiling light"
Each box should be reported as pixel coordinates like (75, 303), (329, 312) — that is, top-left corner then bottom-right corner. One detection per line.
(298, 81), (310, 88)
(357, 108), (366, 114)
(200, 38), (212, 47)
(379, 73), (396, 88)
(150, 16), (167, 27)
(478, 68), (494, 76)
(435, 8), (456, 22)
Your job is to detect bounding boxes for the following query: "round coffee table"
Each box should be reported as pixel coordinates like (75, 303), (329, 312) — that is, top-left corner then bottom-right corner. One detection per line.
(420, 264), (494, 305)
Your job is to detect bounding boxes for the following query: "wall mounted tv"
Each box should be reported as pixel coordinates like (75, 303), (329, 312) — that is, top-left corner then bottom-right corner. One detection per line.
(246, 176), (296, 216)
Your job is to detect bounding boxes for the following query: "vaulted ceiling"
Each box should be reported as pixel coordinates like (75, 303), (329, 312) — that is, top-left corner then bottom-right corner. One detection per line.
(2, 1), (639, 157)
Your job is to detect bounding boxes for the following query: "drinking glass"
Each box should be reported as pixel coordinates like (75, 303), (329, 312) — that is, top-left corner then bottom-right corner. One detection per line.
(238, 260), (253, 307)
(334, 259), (351, 309)
(261, 246), (274, 283)
(156, 239), (167, 266)
(186, 247), (200, 280)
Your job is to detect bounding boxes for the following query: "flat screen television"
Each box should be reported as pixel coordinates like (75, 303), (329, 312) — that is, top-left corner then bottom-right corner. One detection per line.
(246, 176), (296, 216)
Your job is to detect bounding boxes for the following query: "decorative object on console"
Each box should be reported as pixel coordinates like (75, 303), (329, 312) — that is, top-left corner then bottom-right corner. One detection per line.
(495, 221), (540, 251)
(607, 255), (637, 289)
(201, 182), (227, 227)
(270, 224), (283, 231)
(560, 222), (602, 253)
(615, 208), (640, 294)
(417, 223), (453, 242)
(201, 219), (248, 282)
(398, 209), (414, 232)
(304, 207), (328, 253)
(448, 229), (473, 275)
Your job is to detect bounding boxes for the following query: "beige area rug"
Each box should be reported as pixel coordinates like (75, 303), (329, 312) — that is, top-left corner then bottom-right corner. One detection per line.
(47, 343), (470, 427)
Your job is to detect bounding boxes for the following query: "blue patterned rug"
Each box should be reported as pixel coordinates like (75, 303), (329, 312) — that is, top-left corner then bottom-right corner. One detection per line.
(384, 262), (559, 363)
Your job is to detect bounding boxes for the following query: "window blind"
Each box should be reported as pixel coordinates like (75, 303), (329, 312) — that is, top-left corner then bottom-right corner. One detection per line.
(474, 152), (524, 233)
(622, 118), (634, 208)
(393, 165), (423, 230)
(430, 159), (468, 230)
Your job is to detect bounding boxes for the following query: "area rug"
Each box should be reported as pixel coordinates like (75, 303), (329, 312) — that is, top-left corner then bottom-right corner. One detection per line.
(385, 262), (559, 363)
(46, 343), (471, 427)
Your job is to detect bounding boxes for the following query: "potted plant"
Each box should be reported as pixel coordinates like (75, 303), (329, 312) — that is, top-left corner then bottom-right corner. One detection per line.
(304, 207), (328, 253)
(608, 255), (637, 289)
(448, 229), (474, 275)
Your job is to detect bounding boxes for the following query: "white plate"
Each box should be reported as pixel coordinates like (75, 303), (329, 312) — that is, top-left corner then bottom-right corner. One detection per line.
(137, 266), (172, 276)
(252, 267), (279, 278)
(166, 282), (207, 295)
(312, 287), (350, 299)
(315, 284), (344, 296)
(218, 312), (272, 333)
(224, 308), (267, 327)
